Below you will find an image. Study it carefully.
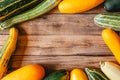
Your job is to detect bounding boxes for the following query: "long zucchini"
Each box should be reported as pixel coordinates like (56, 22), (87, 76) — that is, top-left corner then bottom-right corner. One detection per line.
(0, 27), (18, 79)
(0, 0), (61, 30)
(0, 0), (42, 21)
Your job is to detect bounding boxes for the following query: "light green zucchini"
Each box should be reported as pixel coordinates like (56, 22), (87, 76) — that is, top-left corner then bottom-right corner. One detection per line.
(94, 14), (120, 31)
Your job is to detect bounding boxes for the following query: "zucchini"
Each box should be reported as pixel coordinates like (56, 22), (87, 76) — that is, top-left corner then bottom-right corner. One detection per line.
(94, 14), (120, 31)
(85, 68), (109, 80)
(100, 62), (120, 80)
(104, 0), (120, 12)
(0, 0), (42, 21)
(0, 27), (18, 79)
(0, 0), (61, 30)
(44, 69), (69, 80)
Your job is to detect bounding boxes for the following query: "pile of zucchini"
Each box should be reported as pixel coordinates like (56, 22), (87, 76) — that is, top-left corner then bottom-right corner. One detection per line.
(0, 0), (61, 30)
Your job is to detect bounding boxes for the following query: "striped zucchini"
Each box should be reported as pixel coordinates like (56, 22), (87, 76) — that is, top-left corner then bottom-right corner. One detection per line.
(0, 27), (18, 79)
(0, 0), (61, 30)
(0, 0), (42, 21)
(94, 14), (120, 31)
(85, 68), (109, 80)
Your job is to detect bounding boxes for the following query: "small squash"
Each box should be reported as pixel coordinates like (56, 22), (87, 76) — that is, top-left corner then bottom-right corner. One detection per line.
(70, 68), (88, 80)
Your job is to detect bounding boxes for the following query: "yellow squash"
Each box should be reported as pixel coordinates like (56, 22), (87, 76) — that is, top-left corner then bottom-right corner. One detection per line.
(58, 0), (104, 13)
(102, 29), (120, 63)
(0, 27), (18, 79)
(70, 68), (88, 80)
(2, 64), (45, 80)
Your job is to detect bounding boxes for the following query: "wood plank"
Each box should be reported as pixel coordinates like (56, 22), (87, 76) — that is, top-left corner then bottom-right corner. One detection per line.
(17, 35), (111, 56)
(14, 47), (111, 56)
(8, 56), (116, 72)
(18, 14), (102, 35)
(0, 35), (111, 55)
(0, 14), (103, 35)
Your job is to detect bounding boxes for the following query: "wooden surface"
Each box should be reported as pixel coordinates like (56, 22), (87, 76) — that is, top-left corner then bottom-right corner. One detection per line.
(0, 4), (117, 73)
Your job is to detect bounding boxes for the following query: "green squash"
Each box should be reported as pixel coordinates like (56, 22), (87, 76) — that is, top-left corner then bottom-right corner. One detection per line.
(44, 70), (69, 80)
(104, 0), (120, 12)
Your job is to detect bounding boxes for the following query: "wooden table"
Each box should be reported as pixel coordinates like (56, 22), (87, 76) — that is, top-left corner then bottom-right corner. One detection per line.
(0, 4), (116, 73)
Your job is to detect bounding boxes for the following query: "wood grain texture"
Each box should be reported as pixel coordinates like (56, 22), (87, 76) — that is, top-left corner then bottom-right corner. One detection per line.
(0, 14), (102, 35)
(0, 35), (111, 55)
(18, 14), (103, 35)
(0, 5), (117, 74)
(8, 56), (116, 72)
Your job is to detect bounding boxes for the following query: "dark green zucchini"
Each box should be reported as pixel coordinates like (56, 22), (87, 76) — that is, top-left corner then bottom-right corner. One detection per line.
(104, 0), (120, 12)
(0, 0), (61, 30)
(0, 0), (42, 21)
(44, 69), (69, 80)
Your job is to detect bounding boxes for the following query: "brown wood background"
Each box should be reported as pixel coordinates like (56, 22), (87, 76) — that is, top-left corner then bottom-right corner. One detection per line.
(0, 4), (117, 73)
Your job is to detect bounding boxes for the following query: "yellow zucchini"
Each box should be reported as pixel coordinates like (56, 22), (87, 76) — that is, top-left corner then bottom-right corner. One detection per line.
(0, 27), (18, 79)
(102, 29), (120, 63)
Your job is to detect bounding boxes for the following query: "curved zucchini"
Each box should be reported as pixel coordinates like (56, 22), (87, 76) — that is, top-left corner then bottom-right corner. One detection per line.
(0, 0), (42, 21)
(0, 0), (61, 30)
(0, 27), (18, 79)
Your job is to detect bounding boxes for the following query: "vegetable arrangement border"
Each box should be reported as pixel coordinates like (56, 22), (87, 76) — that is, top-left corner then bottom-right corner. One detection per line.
(0, 0), (120, 80)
